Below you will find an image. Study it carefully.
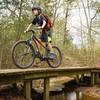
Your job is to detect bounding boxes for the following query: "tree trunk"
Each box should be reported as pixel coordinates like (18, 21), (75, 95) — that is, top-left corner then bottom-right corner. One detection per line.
(63, 0), (69, 45)
(16, 0), (23, 41)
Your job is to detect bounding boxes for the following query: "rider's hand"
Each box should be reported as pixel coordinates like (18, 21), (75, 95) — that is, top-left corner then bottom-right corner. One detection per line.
(24, 30), (28, 33)
(37, 26), (42, 30)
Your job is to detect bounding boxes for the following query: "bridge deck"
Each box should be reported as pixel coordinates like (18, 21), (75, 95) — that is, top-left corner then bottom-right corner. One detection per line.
(0, 67), (97, 85)
(0, 67), (99, 100)
(0, 67), (96, 75)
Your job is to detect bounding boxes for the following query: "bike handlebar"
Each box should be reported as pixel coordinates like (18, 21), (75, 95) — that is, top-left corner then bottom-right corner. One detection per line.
(27, 28), (42, 34)
(27, 30), (35, 34)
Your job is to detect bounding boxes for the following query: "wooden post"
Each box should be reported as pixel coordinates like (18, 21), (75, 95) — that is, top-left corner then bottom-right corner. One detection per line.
(76, 75), (80, 84)
(44, 78), (49, 100)
(81, 74), (84, 82)
(91, 72), (95, 86)
(24, 80), (32, 100)
(95, 73), (98, 84)
(76, 91), (80, 100)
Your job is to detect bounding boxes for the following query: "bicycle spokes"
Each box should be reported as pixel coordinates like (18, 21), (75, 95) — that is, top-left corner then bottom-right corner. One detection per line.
(47, 46), (62, 68)
(12, 41), (35, 68)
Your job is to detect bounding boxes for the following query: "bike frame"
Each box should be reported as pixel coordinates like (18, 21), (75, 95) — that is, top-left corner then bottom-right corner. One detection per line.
(27, 30), (48, 57)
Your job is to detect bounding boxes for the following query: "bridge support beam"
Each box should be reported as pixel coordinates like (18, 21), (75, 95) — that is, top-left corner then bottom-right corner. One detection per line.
(44, 78), (50, 100)
(95, 73), (100, 83)
(91, 72), (95, 86)
(76, 75), (80, 84)
(24, 80), (32, 100)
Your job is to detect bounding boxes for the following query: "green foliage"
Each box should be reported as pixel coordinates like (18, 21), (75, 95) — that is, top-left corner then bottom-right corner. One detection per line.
(92, 1), (100, 13)
(0, 0), (100, 68)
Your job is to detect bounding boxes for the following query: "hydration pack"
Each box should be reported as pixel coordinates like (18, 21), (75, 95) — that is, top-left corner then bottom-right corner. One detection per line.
(42, 13), (53, 29)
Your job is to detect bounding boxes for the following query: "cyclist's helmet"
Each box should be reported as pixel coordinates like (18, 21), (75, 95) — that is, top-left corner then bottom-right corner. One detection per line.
(32, 6), (42, 14)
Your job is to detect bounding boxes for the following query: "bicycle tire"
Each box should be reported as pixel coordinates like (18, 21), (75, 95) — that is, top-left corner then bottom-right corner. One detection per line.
(12, 40), (35, 69)
(47, 46), (62, 68)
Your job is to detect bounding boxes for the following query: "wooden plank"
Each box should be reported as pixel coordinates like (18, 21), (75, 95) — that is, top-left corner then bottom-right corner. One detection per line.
(44, 78), (50, 100)
(0, 67), (96, 85)
(24, 80), (32, 100)
(0, 67), (96, 75)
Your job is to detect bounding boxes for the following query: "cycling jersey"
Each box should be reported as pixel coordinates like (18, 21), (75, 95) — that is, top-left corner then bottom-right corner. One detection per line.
(32, 14), (47, 29)
(32, 14), (52, 43)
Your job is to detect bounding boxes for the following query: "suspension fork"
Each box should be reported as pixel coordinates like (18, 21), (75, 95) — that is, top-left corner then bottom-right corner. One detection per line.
(26, 39), (35, 52)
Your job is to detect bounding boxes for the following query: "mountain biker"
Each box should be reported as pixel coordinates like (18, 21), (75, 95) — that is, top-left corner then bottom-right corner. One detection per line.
(25, 6), (53, 56)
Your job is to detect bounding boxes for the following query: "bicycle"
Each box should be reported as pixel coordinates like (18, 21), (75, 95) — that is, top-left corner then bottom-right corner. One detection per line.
(12, 29), (62, 69)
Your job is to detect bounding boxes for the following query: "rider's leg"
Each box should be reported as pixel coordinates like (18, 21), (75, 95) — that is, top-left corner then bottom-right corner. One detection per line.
(40, 29), (53, 53)
(47, 29), (53, 52)
(47, 37), (53, 52)
(47, 43), (52, 51)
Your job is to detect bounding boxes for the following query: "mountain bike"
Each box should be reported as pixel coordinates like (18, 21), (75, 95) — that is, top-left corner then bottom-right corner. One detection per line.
(12, 30), (62, 69)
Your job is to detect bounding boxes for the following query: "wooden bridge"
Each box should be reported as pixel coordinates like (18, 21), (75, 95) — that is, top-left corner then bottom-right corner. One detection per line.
(0, 67), (100, 100)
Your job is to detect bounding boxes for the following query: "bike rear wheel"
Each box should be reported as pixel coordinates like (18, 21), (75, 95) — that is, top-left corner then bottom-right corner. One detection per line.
(12, 40), (35, 69)
(47, 46), (62, 68)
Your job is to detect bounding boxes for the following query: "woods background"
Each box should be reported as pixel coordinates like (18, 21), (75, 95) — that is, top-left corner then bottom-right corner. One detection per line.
(0, 0), (100, 69)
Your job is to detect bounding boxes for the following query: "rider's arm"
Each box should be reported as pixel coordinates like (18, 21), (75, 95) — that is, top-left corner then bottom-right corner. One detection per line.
(25, 23), (33, 32)
(42, 20), (46, 28)
(38, 20), (46, 29)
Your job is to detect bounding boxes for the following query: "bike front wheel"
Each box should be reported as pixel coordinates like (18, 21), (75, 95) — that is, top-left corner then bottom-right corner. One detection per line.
(47, 46), (62, 68)
(12, 40), (35, 69)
